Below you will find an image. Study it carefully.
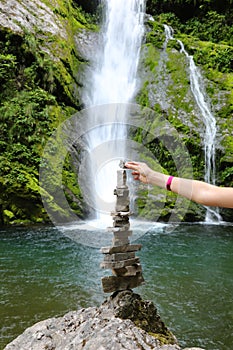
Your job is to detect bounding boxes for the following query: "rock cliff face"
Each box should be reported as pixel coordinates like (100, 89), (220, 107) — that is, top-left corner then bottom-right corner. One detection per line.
(0, 0), (66, 38)
(4, 290), (205, 350)
(0, 0), (93, 105)
(134, 17), (233, 222)
(0, 0), (96, 225)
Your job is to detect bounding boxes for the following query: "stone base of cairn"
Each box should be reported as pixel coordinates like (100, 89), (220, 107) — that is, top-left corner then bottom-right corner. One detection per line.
(101, 161), (144, 293)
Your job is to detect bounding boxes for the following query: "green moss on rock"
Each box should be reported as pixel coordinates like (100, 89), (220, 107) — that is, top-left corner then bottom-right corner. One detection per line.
(0, 0), (94, 226)
(104, 290), (178, 346)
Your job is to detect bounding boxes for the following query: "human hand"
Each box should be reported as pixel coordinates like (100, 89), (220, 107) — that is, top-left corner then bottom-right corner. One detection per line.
(125, 161), (152, 184)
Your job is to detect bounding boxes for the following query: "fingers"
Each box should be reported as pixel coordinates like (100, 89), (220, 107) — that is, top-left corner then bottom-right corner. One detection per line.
(126, 162), (142, 175)
(125, 161), (146, 182)
(125, 161), (141, 170)
(125, 161), (139, 165)
(125, 161), (139, 166)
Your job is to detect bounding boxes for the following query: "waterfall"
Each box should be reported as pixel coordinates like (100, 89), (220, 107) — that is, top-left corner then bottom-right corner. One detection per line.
(164, 25), (221, 222)
(82, 0), (146, 224)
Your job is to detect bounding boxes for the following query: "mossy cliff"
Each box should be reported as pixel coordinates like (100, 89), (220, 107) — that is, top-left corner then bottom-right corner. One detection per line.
(134, 10), (233, 222)
(0, 0), (96, 225)
(0, 1), (232, 225)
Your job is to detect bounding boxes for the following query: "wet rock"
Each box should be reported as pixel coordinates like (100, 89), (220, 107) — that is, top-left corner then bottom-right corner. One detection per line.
(5, 291), (180, 350)
(75, 30), (100, 61)
(0, 0), (65, 37)
(4, 290), (205, 350)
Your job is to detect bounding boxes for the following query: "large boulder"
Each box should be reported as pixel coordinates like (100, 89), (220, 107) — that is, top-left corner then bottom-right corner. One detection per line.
(4, 290), (205, 350)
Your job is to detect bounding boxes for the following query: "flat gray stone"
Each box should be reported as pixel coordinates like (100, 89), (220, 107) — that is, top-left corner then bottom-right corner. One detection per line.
(101, 244), (142, 254)
(101, 274), (145, 293)
(100, 257), (140, 269)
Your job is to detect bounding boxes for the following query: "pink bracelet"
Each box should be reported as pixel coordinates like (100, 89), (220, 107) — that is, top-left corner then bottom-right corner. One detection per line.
(166, 176), (174, 191)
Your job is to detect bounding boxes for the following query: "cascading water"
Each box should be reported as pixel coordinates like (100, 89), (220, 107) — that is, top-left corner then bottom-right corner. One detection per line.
(86, 0), (145, 106)
(82, 0), (146, 224)
(164, 25), (221, 222)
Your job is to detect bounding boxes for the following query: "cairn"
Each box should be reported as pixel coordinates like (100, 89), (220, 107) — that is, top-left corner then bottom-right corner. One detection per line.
(101, 161), (144, 293)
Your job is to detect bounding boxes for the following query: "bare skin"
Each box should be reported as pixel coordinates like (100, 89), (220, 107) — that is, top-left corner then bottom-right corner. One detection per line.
(125, 161), (233, 209)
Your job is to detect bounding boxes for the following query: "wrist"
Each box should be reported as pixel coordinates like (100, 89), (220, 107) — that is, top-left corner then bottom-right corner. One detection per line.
(166, 176), (174, 191)
(147, 170), (167, 188)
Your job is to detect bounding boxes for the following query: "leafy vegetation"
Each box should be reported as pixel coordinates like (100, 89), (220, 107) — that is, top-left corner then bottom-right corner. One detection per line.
(0, 1), (94, 225)
(0, 0), (232, 225)
(134, 0), (232, 221)
(146, 0), (233, 23)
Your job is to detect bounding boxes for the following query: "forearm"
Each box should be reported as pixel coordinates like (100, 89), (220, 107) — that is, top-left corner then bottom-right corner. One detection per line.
(125, 161), (233, 208)
(147, 171), (196, 201)
(169, 177), (210, 204)
(148, 170), (233, 208)
(146, 169), (169, 189)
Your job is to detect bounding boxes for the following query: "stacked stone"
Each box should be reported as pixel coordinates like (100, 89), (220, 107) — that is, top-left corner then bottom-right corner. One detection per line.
(101, 161), (144, 293)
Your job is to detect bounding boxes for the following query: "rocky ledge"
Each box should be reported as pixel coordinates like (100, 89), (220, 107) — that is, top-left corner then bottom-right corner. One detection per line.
(4, 290), (205, 350)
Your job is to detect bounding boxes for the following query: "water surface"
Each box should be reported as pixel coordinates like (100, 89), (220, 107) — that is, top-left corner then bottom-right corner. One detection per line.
(0, 223), (232, 349)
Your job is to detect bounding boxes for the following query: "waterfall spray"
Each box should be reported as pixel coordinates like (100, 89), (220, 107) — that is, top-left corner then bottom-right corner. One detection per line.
(82, 0), (146, 224)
